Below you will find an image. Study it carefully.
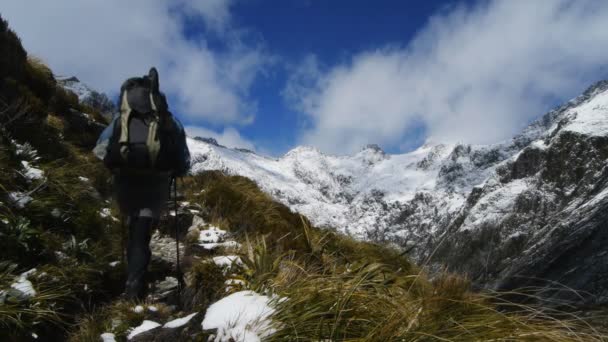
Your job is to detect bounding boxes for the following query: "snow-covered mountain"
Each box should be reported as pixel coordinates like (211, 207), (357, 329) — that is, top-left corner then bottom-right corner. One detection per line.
(189, 81), (608, 304)
(58, 76), (116, 118)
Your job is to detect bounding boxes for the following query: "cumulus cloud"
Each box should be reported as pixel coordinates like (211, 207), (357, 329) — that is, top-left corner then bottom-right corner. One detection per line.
(185, 126), (256, 151)
(287, 0), (608, 154)
(175, 0), (234, 33)
(2, 0), (266, 125)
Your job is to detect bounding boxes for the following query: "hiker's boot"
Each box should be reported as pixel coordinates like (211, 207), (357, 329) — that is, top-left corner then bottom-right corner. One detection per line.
(124, 215), (154, 300)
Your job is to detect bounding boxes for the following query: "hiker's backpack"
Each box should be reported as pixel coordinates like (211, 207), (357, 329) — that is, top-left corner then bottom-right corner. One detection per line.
(96, 68), (190, 176)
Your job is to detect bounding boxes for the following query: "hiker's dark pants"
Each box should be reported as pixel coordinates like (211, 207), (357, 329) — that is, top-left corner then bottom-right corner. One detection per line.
(114, 172), (170, 296)
(126, 216), (154, 293)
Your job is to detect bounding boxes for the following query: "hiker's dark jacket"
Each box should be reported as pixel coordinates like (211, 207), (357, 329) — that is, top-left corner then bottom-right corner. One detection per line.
(94, 113), (190, 218)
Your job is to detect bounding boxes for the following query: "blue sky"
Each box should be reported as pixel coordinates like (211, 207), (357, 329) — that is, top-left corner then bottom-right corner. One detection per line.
(3, 0), (608, 156)
(227, 0), (456, 153)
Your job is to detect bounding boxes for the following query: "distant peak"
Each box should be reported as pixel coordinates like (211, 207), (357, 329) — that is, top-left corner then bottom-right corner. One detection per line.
(284, 145), (323, 158)
(57, 76), (80, 83)
(194, 136), (225, 148)
(362, 144), (384, 154)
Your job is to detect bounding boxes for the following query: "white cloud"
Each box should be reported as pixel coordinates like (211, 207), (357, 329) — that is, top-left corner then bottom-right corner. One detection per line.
(185, 126), (256, 151)
(2, 0), (266, 126)
(287, 0), (608, 154)
(175, 0), (234, 33)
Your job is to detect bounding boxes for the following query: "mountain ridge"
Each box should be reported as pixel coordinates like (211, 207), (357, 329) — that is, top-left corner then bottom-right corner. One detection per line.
(188, 79), (608, 304)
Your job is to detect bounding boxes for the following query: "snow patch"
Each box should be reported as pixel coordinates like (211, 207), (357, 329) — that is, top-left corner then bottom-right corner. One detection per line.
(213, 255), (243, 268)
(163, 312), (198, 329)
(100, 333), (116, 342)
(127, 320), (161, 340)
(8, 192), (33, 208)
(199, 226), (227, 243)
(200, 241), (241, 250)
(202, 290), (276, 342)
(11, 269), (37, 298)
(562, 89), (608, 136)
(21, 161), (44, 181)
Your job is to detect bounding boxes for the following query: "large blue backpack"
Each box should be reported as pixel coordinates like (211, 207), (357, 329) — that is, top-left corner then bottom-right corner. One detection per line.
(94, 68), (190, 176)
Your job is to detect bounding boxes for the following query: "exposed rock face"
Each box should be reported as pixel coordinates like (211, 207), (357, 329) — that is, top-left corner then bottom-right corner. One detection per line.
(188, 80), (608, 305)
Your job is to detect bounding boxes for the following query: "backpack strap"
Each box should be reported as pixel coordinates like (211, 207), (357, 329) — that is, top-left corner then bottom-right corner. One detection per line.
(146, 92), (161, 167)
(118, 90), (132, 160)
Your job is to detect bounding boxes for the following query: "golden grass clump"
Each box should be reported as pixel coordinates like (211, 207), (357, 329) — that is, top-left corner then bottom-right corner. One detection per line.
(26, 56), (53, 83)
(267, 261), (606, 341)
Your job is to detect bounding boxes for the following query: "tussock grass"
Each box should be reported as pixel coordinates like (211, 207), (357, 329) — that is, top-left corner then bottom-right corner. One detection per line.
(183, 260), (226, 312)
(0, 99), (119, 340)
(0, 262), (72, 341)
(183, 171), (312, 253)
(183, 171), (608, 341)
(268, 261), (605, 341)
(68, 300), (173, 341)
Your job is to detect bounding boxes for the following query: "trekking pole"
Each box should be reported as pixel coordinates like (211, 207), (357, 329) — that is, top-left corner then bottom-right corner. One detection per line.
(121, 215), (126, 269)
(173, 177), (184, 293)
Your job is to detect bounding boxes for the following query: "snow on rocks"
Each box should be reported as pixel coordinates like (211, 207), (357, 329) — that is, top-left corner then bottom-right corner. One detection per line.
(58, 76), (93, 101)
(195, 224), (242, 251)
(12, 140), (39, 160)
(127, 320), (161, 340)
(201, 240), (241, 251)
(132, 305), (145, 314)
(199, 226), (226, 243)
(20, 161), (44, 181)
(100, 332), (117, 342)
(562, 86), (608, 137)
(202, 291), (276, 342)
(212, 255), (243, 268)
(8, 192), (33, 209)
(11, 269), (37, 299)
(163, 312), (198, 329)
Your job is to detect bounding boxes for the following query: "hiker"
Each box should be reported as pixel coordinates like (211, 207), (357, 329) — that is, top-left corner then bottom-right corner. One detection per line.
(94, 67), (190, 299)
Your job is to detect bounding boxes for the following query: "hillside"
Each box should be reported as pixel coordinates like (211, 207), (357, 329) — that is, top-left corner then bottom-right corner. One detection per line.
(188, 81), (608, 305)
(1, 15), (607, 341)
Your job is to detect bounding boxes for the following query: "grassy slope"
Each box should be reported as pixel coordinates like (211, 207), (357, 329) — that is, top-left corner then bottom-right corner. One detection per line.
(0, 16), (125, 341)
(183, 172), (608, 341)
